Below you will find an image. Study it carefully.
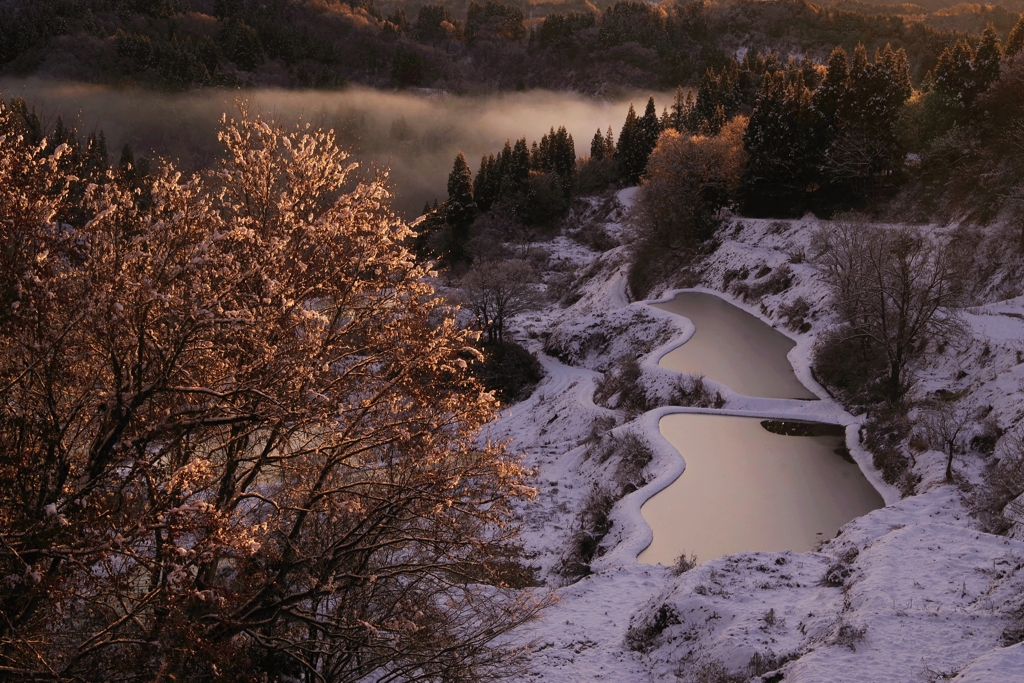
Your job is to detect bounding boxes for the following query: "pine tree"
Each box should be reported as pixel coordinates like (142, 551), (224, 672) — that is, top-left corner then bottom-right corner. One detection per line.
(670, 86), (689, 132)
(934, 39), (976, 117)
(815, 46), (849, 125)
(591, 128), (606, 159)
(474, 154), (496, 212)
(604, 126), (615, 157)
(1007, 15), (1024, 58)
(974, 23), (1002, 93)
(615, 103), (639, 181)
(619, 97), (661, 182)
(821, 43), (912, 204)
(692, 68), (721, 132)
(446, 152), (477, 257)
(510, 137), (530, 188)
(743, 71), (825, 215)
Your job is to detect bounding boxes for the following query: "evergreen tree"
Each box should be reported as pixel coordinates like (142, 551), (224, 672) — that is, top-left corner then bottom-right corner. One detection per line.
(591, 128), (606, 159)
(823, 43), (911, 205)
(815, 46), (849, 125)
(474, 154), (497, 212)
(743, 71), (825, 215)
(692, 68), (721, 132)
(9, 97), (43, 146)
(1007, 15), (1024, 58)
(617, 97), (660, 183)
(615, 103), (639, 181)
(604, 126), (615, 157)
(446, 152), (477, 257)
(670, 85), (690, 132)
(659, 106), (671, 131)
(510, 137), (530, 188)
(933, 39), (976, 120)
(974, 24), (1002, 93)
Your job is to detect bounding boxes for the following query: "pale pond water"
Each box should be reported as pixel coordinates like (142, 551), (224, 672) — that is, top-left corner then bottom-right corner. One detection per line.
(639, 292), (883, 565)
(654, 292), (817, 400)
(638, 414), (884, 565)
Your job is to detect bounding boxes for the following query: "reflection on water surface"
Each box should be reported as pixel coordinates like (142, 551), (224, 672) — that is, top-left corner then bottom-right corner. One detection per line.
(654, 292), (817, 399)
(638, 414), (883, 565)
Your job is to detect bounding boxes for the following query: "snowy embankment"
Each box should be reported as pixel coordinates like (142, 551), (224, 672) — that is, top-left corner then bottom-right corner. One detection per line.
(490, 193), (1024, 682)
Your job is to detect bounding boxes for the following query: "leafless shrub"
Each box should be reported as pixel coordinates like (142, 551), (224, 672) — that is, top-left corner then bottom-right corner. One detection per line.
(732, 265), (794, 302)
(677, 659), (746, 683)
(829, 620), (868, 651)
(594, 356), (651, 416)
(920, 664), (962, 682)
(670, 373), (726, 408)
(779, 296), (813, 333)
(864, 411), (919, 495)
(919, 399), (973, 482)
(822, 547), (860, 587)
(672, 551), (699, 575)
(581, 414), (619, 446)
(557, 485), (618, 581)
(722, 266), (749, 289)
(462, 258), (541, 344)
(747, 650), (798, 678)
(973, 427), (1024, 534)
(625, 604), (681, 653)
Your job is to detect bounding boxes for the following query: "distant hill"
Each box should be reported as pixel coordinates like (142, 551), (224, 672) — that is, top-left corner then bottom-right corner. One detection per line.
(0, 0), (1018, 93)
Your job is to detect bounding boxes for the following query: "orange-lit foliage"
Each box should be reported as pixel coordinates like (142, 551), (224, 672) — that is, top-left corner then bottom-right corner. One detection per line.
(0, 104), (543, 681)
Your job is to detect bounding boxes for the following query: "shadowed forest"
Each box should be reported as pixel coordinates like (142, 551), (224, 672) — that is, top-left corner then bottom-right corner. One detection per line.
(1, 0), (1022, 92)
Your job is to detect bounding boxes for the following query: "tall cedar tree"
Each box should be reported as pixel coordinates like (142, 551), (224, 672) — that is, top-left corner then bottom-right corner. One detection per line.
(447, 151), (477, 256)
(1007, 15), (1024, 58)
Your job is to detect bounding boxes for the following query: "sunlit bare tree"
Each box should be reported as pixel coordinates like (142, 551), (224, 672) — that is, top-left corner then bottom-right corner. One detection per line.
(0, 104), (546, 682)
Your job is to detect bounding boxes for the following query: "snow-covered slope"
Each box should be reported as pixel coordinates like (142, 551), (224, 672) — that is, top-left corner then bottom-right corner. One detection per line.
(495, 198), (1024, 682)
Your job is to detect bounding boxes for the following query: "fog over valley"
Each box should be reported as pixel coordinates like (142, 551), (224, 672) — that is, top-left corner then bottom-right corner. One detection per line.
(0, 79), (671, 216)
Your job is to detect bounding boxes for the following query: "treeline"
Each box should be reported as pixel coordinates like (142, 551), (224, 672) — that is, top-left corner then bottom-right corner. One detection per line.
(413, 13), (1023, 286)
(0, 0), (1017, 92)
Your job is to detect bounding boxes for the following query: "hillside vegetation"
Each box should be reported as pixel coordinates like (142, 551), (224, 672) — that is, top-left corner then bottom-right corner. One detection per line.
(0, 0), (1019, 92)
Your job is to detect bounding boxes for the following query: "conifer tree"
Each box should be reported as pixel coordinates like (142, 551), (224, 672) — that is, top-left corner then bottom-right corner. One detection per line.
(591, 128), (607, 158)
(474, 154), (496, 212)
(446, 151), (477, 257)
(974, 24), (1002, 92)
(815, 46), (849, 125)
(743, 71), (824, 215)
(615, 103), (639, 181)
(510, 137), (530, 188)
(1007, 15), (1024, 58)
(692, 68), (721, 132)
(934, 39), (976, 119)
(670, 86), (690, 131)
(616, 97), (661, 182)
(604, 126), (615, 156)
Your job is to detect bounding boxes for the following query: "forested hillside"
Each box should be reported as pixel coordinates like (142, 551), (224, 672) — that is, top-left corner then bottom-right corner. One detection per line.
(1, 0), (1019, 92)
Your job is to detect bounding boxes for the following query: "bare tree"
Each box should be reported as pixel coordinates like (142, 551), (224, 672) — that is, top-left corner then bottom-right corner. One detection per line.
(813, 220), (970, 403)
(461, 259), (539, 345)
(0, 106), (546, 682)
(920, 400), (974, 482)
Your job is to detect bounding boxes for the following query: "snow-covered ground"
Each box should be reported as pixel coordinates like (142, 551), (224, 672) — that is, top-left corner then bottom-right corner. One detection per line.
(491, 193), (1024, 682)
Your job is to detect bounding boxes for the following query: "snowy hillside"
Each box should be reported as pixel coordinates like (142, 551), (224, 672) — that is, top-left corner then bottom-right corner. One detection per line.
(491, 192), (1024, 682)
